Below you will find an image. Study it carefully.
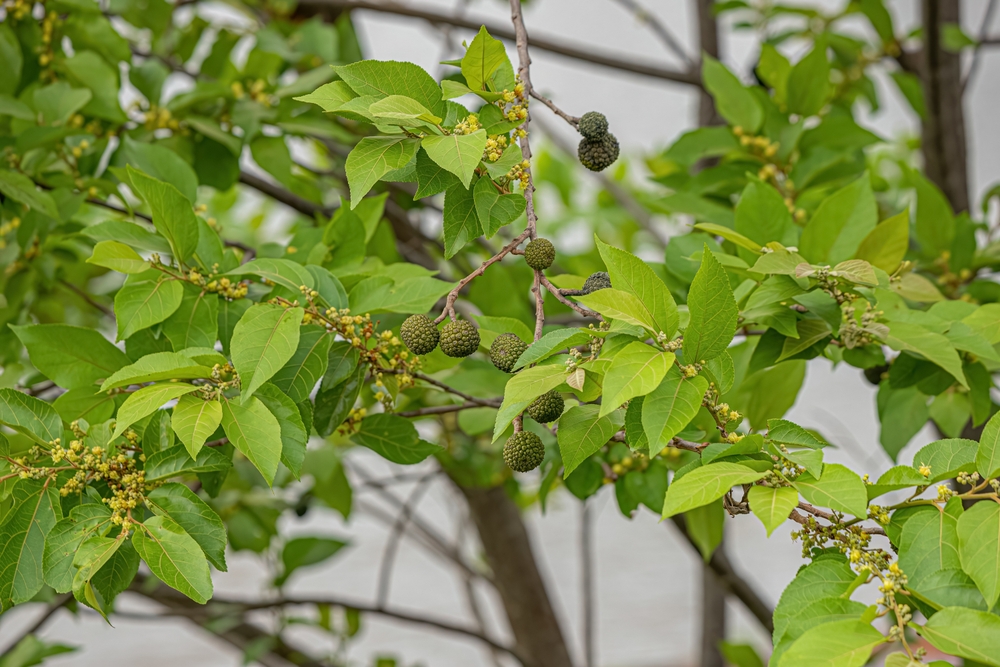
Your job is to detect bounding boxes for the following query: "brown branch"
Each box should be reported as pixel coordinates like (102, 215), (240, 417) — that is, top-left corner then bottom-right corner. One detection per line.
(0, 594), (72, 653)
(796, 501), (887, 536)
(58, 279), (113, 317)
(528, 90), (579, 128)
(396, 401), (498, 418)
(299, 0), (702, 87)
(238, 171), (330, 218)
(608, 0), (696, 67)
(376, 472), (439, 607)
(381, 368), (499, 407)
(433, 229), (530, 323)
(539, 275), (602, 320)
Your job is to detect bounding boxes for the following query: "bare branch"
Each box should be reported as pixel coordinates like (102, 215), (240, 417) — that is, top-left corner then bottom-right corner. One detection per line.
(396, 401), (498, 418)
(382, 368), (501, 407)
(0, 594), (71, 653)
(795, 501), (887, 537)
(608, 0), (696, 67)
(528, 89), (580, 128)
(376, 472), (439, 607)
(963, 0), (999, 89)
(59, 279), (113, 317)
(539, 274), (602, 320)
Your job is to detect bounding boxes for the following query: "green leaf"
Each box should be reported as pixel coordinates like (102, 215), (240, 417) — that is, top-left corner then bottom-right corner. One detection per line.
(101, 351), (213, 391)
(121, 136), (199, 204)
(684, 245), (738, 363)
(0, 388), (64, 444)
(294, 81), (357, 112)
(442, 182), (483, 258)
(348, 276), (455, 315)
(890, 71), (927, 119)
(799, 175), (877, 265)
(111, 383), (199, 439)
(0, 24), (23, 97)
(231, 304), (303, 403)
(773, 557), (858, 642)
(957, 502), (1000, 609)
(778, 620), (884, 667)
(793, 463), (868, 517)
(421, 130), (488, 188)
(886, 322), (968, 388)
(462, 26), (508, 92)
(87, 240), (151, 274)
(368, 94), (441, 125)
(917, 607), (1000, 667)
(226, 258), (315, 293)
(596, 237), (679, 338)
(748, 485), (799, 536)
(899, 504), (961, 585)
(977, 409), (1000, 480)
(914, 173), (955, 253)
(133, 516), (213, 604)
(686, 498), (725, 560)
(277, 537), (349, 587)
(271, 327), (333, 404)
(334, 60), (446, 117)
(11, 324), (130, 390)
(734, 180), (794, 259)
(701, 55), (763, 132)
(662, 462), (766, 518)
(0, 170), (60, 219)
(854, 211), (909, 273)
(0, 481), (61, 610)
(255, 384), (309, 478)
(514, 329), (593, 370)
(314, 362), (365, 438)
(641, 368), (708, 451)
(767, 419), (827, 448)
(786, 41), (831, 116)
(171, 395), (222, 459)
(493, 365), (567, 441)
(720, 643), (764, 667)
(414, 148), (460, 199)
(694, 223), (763, 254)
(777, 319), (832, 362)
(558, 404), (625, 476)
(345, 136), (420, 205)
(576, 289), (658, 331)
(82, 220), (172, 254)
(913, 438), (978, 483)
(352, 413), (441, 464)
(125, 166), (200, 262)
(600, 342), (674, 417)
(144, 445), (232, 482)
(163, 286), (219, 351)
(43, 506), (112, 594)
(473, 176), (525, 238)
(114, 279), (184, 341)
(221, 395), (282, 485)
(146, 483), (227, 572)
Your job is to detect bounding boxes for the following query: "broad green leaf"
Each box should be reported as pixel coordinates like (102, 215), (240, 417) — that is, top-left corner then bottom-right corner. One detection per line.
(53, 388), (116, 425)
(686, 498), (725, 560)
(144, 445), (232, 481)
(255, 384), (309, 478)
(854, 211), (909, 272)
(944, 321), (1000, 362)
(493, 365), (567, 441)
(596, 237), (679, 338)
(462, 26), (508, 92)
(293, 80), (357, 111)
(748, 485), (799, 536)
(226, 258), (315, 293)
(642, 368), (708, 450)
(121, 136), (198, 203)
(514, 329), (594, 370)
(793, 463), (868, 517)
(146, 483), (227, 572)
(684, 245), (738, 363)
(767, 419), (826, 448)
(734, 180), (794, 260)
(799, 175), (877, 265)
(885, 322), (968, 388)
(914, 174), (955, 254)
(786, 41), (831, 116)
(348, 276), (455, 314)
(473, 176), (525, 238)
(600, 342), (673, 417)
(11, 324), (129, 390)
(917, 607), (1000, 667)
(662, 462), (766, 518)
(913, 438), (978, 483)
(368, 94), (441, 125)
(114, 279), (184, 341)
(442, 181), (483, 259)
(231, 304), (303, 403)
(751, 249), (808, 275)
(758, 44), (791, 103)
(483, 142), (523, 180)
(345, 136), (420, 205)
(125, 166), (199, 262)
(701, 55), (762, 132)
(421, 130), (488, 188)
(334, 60), (446, 117)
(221, 395), (282, 485)
(43, 506), (112, 593)
(777, 319), (832, 361)
(0, 481), (61, 610)
(352, 413), (441, 465)
(271, 327), (333, 404)
(162, 286), (219, 351)
(82, 220), (172, 254)
(977, 409), (1000, 480)
(314, 362), (365, 438)
(773, 557), (858, 642)
(0, 169), (60, 219)
(171, 395), (222, 459)
(473, 314), (534, 345)
(957, 502), (1000, 609)
(87, 240), (150, 274)
(559, 404), (625, 476)
(0, 388), (64, 444)
(577, 289), (657, 331)
(276, 537), (349, 586)
(878, 384), (930, 461)
(414, 148), (460, 199)
(694, 223), (762, 254)
(899, 504), (961, 585)
(866, 465), (929, 499)
(133, 516), (213, 603)
(778, 620), (884, 667)
(111, 383), (199, 439)
(101, 351), (213, 391)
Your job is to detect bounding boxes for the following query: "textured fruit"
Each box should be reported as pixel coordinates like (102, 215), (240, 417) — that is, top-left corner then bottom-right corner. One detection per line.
(582, 271), (611, 294)
(490, 333), (529, 373)
(400, 314), (440, 355)
(578, 133), (620, 172)
(439, 319), (480, 357)
(578, 111), (609, 140)
(503, 431), (545, 472)
(526, 390), (564, 423)
(524, 238), (555, 270)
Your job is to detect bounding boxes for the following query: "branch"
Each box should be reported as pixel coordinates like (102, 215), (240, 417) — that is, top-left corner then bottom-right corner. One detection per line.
(238, 171), (329, 218)
(539, 274), (602, 320)
(963, 0), (999, 89)
(299, 0), (702, 87)
(376, 472), (439, 607)
(528, 90), (579, 128)
(795, 501), (887, 537)
(382, 368), (501, 407)
(59, 279), (113, 317)
(396, 401), (498, 418)
(433, 229), (530, 323)
(608, 0), (696, 68)
(0, 594), (71, 653)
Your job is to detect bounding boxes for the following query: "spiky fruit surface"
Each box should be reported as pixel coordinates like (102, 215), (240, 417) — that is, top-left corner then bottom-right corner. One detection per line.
(400, 314), (439, 355)
(526, 390), (564, 423)
(524, 238), (555, 270)
(490, 333), (529, 373)
(578, 111), (609, 140)
(582, 271), (611, 294)
(578, 133), (620, 172)
(503, 431), (545, 472)
(439, 319), (480, 357)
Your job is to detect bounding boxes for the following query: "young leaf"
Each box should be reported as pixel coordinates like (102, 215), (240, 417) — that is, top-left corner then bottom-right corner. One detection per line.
(462, 26), (507, 92)
(421, 130), (488, 188)
(595, 237), (679, 338)
(854, 211), (909, 273)
(442, 182), (483, 258)
(558, 404), (625, 476)
(684, 245), (738, 363)
(11, 324), (130, 390)
(778, 620), (884, 667)
(576, 289), (658, 332)
(114, 279), (184, 341)
(793, 463), (868, 517)
(0, 388), (65, 445)
(171, 394), (223, 459)
(599, 342), (674, 417)
(146, 483), (228, 572)
(111, 383), (199, 439)
(662, 462), (766, 518)
(701, 55), (762, 133)
(133, 516), (213, 604)
(221, 395), (282, 485)
(101, 351), (213, 391)
(748, 486), (799, 537)
(125, 166), (200, 262)
(351, 413), (441, 465)
(957, 502), (1000, 610)
(87, 240), (151, 274)
(917, 607), (1000, 667)
(0, 481), (61, 610)
(231, 304), (303, 403)
(345, 136), (420, 205)
(334, 60), (446, 117)
(641, 368), (708, 450)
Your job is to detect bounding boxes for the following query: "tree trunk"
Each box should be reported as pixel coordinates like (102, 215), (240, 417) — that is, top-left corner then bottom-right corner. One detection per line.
(920, 0), (969, 212)
(460, 484), (575, 667)
(695, 0), (722, 126)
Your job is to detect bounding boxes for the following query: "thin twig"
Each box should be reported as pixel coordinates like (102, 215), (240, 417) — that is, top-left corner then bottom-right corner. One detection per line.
(539, 274), (602, 320)
(396, 401), (498, 418)
(528, 89), (580, 128)
(0, 594), (72, 652)
(795, 501), (887, 536)
(376, 472), (439, 607)
(59, 279), (113, 317)
(608, 0), (696, 67)
(382, 369), (500, 407)
(964, 0), (999, 89)
(434, 229), (531, 323)
(581, 500), (596, 667)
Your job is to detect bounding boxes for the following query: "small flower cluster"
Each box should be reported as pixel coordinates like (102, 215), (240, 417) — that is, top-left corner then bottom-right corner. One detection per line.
(484, 134), (510, 162)
(143, 106), (182, 132)
(38, 11), (58, 69)
(454, 114), (482, 135)
(231, 79), (273, 106)
(179, 265), (249, 300)
(839, 302), (884, 349)
(0, 216), (20, 249)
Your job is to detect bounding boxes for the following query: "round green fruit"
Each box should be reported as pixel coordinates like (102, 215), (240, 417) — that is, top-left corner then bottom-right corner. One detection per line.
(439, 319), (480, 357)
(526, 390), (564, 423)
(582, 271), (611, 294)
(578, 133), (620, 172)
(490, 333), (529, 373)
(503, 431), (545, 472)
(399, 314), (440, 355)
(524, 237), (555, 270)
(578, 111), (609, 140)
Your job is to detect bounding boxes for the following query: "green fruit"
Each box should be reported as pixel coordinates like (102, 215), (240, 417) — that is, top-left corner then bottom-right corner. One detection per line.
(524, 238), (555, 270)
(503, 431), (545, 472)
(526, 390), (564, 423)
(399, 314), (440, 355)
(439, 319), (480, 357)
(582, 271), (611, 294)
(578, 133), (619, 172)
(490, 333), (529, 373)
(578, 111), (609, 140)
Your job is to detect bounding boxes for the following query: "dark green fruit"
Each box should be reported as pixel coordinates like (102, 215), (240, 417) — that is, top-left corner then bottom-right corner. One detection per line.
(524, 238), (555, 270)
(503, 431), (545, 472)
(526, 390), (564, 423)
(439, 319), (480, 357)
(582, 271), (611, 294)
(578, 133), (619, 172)
(490, 333), (529, 373)
(578, 111), (609, 140)
(399, 314), (440, 355)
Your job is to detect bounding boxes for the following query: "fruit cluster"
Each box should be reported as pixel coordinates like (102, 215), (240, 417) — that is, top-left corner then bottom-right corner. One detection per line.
(576, 112), (620, 172)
